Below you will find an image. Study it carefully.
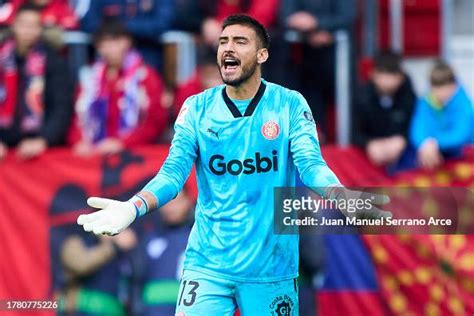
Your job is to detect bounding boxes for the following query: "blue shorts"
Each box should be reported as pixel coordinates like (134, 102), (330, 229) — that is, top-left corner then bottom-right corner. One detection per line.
(175, 269), (299, 315)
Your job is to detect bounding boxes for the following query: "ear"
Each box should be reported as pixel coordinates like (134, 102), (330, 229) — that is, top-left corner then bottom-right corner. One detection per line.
(257, 48), (269, 65)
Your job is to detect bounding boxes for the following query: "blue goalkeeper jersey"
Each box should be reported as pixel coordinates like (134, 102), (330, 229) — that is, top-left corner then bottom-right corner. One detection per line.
(143, 79), (340, 282)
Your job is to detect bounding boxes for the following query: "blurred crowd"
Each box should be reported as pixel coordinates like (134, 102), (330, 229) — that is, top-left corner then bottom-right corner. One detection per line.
(0, 1), (473, 315)
(0, 0), (473, 166)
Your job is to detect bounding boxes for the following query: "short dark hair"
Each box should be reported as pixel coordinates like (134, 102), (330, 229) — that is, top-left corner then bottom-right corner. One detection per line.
(15, 3), (42, 17)
(222, 14), (270, 49)
(93, 19), (131, 44)
(430, 60), (456, 87)
(374, 50), (403, 73)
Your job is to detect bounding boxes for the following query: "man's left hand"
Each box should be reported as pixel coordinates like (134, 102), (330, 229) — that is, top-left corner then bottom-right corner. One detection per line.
(16, 137), (47, 160)
(96, 138), (124, 155)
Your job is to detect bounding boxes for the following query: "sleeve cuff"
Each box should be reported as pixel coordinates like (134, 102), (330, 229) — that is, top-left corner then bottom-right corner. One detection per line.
(142, 180), (178, 208)
(129, 195), (149, 218)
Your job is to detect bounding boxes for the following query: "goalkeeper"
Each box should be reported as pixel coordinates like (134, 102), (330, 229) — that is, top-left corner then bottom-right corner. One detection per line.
(78, 14), (389, 315)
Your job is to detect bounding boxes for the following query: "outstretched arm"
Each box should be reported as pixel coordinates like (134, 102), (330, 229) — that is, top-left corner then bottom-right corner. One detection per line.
(78, 97), (199, 235)
(289, 92), (391, 219)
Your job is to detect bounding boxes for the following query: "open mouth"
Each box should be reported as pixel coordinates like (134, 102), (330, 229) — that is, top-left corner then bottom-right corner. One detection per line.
(222, 56), (240, 71)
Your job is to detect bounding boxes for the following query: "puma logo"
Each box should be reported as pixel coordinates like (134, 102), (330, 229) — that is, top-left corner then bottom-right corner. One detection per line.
(207, 128), (219, 139)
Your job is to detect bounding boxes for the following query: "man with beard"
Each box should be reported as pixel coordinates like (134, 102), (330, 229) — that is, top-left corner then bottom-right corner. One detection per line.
(77, 14), (390, 315)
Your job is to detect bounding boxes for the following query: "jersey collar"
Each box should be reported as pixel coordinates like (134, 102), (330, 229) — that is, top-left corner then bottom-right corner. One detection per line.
(222, 81), (267, 118)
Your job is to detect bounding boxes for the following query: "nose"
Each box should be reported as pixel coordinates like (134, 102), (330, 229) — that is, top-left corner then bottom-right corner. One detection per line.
(223, 41), (235, 53)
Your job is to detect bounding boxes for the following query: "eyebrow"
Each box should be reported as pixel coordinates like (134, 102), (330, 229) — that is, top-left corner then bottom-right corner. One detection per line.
(219, 36), (250, 42)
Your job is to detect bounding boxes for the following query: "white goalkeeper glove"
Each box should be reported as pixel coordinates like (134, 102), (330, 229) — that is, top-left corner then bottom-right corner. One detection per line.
(77, 197), (137, 235)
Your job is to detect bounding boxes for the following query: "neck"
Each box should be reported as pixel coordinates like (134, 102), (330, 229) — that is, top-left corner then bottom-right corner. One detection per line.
(106, 57), (124, 73)
(106, 65), (120, 79)
(225, 72), (261, 100)
(15, 42), (32, 56)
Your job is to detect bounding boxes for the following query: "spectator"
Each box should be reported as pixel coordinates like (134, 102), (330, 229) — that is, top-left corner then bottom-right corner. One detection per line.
(136, 190), (194, 316)
(353, 51), (416, 168)
(200, 0), (278, 47)
(0, 0), (78, 29)
(29, 0), (79, 49)
(0, 4), (72, 160)
(0, 0), (78, 48)
(68, 20), (168, 157)
(410, 61), (474, 170)
(173, 49), (221, 119)
(81, 0), (175, 70)
(58, 227), (137, 315)
(273, 0), (356, 136)
(0, 0), (79, 49)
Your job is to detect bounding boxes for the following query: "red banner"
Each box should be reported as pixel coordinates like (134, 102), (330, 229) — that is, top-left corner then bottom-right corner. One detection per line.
(0, 146), (177, 316)
(323, 146), (474, 315)
(0, 145), (473, 315)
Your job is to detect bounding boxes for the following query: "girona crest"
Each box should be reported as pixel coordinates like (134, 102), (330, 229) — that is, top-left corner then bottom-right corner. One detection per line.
(262, 120), (280, 140)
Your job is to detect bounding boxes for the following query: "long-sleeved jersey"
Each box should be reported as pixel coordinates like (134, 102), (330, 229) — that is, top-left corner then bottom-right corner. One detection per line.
(142, 79), (340, 282)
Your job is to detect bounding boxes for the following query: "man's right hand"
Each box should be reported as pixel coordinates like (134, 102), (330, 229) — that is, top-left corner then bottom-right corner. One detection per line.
(286, 11), (318, 32)
(77, 197), (137, 235)
(418, 138), (443, 170)
(0, 142), (7, 160)
(366, 136), (406, 166)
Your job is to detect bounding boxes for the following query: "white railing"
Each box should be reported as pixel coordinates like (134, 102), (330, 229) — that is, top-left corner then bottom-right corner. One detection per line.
(363, 0), (379, 57)
(335, 30), (351, 147)
(441, 0), (454, 61)
(390, 0), (404, 53)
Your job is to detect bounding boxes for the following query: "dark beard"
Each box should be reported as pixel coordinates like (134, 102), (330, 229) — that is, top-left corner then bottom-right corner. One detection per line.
(220, 59), (259, 87)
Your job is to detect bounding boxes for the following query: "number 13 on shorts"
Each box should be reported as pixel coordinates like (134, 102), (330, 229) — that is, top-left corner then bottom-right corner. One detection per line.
(177, 280), (200, 307)
(175, 270), (299, 315)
